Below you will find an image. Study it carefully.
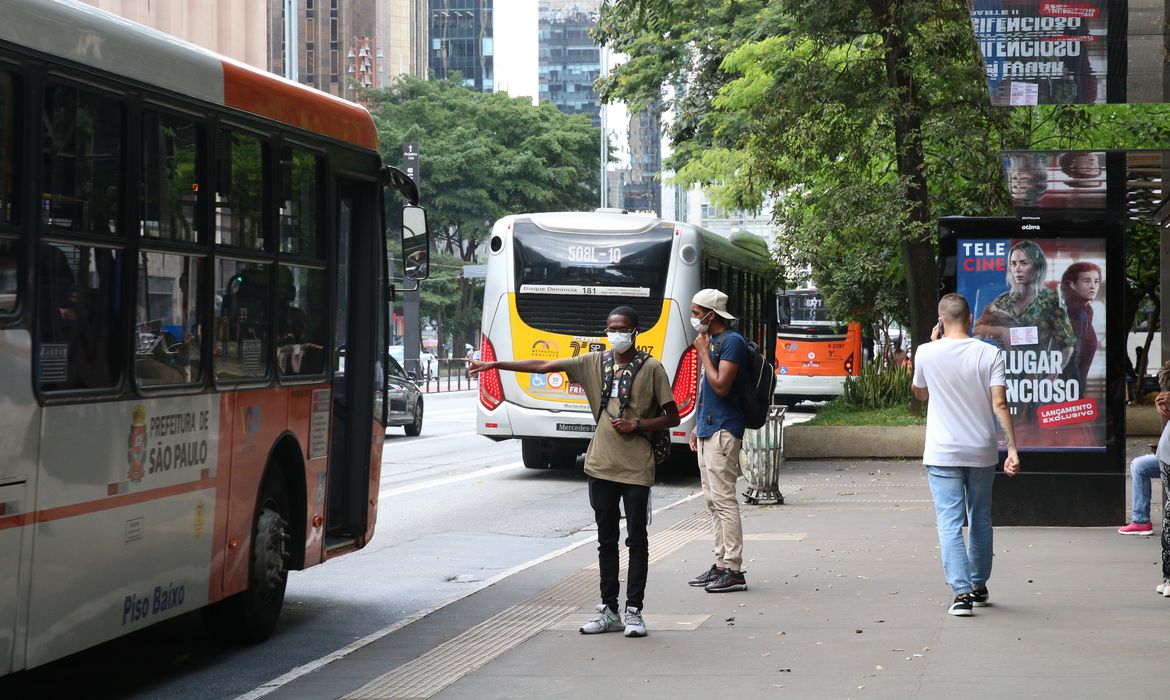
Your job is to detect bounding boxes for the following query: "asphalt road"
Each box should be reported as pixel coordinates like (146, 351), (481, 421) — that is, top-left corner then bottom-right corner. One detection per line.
(0, 391), (815, 699)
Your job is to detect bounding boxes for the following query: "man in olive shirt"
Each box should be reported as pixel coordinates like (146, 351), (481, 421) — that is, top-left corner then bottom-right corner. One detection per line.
(468, 306), (679, 637)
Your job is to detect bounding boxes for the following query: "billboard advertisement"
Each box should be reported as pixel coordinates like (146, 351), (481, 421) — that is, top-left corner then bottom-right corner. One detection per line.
(957, 236), (1106, 451)
(970, 0), (1109, 106)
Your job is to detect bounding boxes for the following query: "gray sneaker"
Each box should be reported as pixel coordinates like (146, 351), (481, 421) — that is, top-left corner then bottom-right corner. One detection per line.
(623, 606), (647, 637)
(580, 604), (623, 634)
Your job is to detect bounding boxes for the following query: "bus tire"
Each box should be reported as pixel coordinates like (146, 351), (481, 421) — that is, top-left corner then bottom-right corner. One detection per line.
(521, 439), (549, 469)
(204, 470), (292, 644)
(404, 399), (423, 436)
(548, 447), (578, 470)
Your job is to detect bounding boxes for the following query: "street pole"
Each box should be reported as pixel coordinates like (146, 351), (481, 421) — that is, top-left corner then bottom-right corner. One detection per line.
(284, 0), (299, 81)
(599, 47), (607, 209)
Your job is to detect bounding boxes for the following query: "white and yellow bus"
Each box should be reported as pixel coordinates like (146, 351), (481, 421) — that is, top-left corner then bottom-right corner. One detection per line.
(0, 0), (428, 674)
(476, 211), (774, 469)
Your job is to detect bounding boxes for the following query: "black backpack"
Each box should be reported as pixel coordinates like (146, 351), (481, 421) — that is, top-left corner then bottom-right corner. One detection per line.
(714, 333), (775, 430)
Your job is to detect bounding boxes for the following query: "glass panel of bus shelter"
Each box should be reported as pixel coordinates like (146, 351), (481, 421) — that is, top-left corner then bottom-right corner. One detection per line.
(277, 264), (327, 376)
(213, 259), (270, 380)
(0, 239), (16, 313)
(36, 242), (126, 390)
(279, 148), (321, 257)
(141, 111), (200, 242)
(135, 252), (203, 386)
(41, 85), (123, 236)
(214, 130), (265, 250)
(0, 71), (17, 226)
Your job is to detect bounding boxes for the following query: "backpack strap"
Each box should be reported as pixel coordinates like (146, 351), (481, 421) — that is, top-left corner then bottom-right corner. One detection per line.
(600, 350), (651, 421)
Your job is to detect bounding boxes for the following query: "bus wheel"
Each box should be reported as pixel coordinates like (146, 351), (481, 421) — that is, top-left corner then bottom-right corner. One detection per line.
(521, 439), (549, 469)
(549, 448), (578, 470)
(405, 399), (424, 437)
(204, 471), (292, 644)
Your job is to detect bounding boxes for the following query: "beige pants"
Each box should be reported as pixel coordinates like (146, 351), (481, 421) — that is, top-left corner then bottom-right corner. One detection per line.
(697, 429), (743, 571)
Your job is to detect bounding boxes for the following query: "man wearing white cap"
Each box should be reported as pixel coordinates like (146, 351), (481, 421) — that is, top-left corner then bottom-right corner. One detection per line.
(687, 288), (749, 593)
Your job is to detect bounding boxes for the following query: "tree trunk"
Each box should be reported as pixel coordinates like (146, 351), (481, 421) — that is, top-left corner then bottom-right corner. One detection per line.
(874, 1), (938, 413)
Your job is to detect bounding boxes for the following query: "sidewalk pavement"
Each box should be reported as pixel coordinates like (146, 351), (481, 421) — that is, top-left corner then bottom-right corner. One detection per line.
(261, 453), (1165, 700)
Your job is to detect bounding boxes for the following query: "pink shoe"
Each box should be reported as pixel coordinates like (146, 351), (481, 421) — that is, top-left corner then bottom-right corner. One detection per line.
(1118, 522), (1154, 535)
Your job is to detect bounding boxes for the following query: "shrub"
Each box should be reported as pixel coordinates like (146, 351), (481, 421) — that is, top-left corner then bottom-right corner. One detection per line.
(843, 361), (913, 409)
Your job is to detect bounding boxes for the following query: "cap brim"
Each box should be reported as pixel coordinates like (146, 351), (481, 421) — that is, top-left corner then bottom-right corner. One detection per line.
(714, 309), (735, 320)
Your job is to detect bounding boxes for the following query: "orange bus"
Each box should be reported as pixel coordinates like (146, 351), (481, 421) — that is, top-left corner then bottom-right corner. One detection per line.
(0, 0), (428, 674)
(774, 289), (862, 405)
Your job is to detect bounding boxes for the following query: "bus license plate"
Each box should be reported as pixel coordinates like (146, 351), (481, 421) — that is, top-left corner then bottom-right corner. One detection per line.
(556, 423), (594, 433)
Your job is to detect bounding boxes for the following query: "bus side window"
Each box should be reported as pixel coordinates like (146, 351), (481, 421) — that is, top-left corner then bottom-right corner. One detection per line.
(37, 243), (126, 391)
(277, 264), (326, 377)
(42, 84), (123, 237)
(214, 260), (270, 381)
(135, 253), (204, 386)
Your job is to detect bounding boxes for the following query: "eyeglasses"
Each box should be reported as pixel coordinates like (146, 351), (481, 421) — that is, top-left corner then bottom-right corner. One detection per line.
(604, 326), (635, 333)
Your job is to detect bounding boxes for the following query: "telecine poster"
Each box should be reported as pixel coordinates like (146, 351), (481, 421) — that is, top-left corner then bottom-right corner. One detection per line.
(957, 237), (1106, 451)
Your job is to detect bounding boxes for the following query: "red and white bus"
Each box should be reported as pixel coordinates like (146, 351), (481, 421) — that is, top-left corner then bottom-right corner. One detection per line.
(0, 0), (427, 674)
(773, 288), (863, 405)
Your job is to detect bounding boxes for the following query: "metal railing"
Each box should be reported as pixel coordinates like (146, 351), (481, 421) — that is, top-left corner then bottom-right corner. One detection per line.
(413, 359), (477, 393)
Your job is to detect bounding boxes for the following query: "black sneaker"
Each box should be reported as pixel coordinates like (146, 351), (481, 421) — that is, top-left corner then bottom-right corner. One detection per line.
(705, 568), (747, 593)
(688, 564), (722, 587)
(948, 593), (974, 616)
(970, 587), (989, 607)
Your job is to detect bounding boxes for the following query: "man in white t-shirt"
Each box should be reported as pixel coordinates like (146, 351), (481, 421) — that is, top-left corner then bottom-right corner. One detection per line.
(912, 293), (1020, 617)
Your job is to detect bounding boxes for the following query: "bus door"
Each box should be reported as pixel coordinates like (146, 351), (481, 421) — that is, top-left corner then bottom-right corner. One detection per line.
(327, 179), (381, 549)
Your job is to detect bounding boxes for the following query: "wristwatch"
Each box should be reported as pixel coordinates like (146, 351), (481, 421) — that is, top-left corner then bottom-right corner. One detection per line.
(635, 419), (642, 430)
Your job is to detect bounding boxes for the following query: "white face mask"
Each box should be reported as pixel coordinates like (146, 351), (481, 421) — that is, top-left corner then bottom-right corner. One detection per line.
(691, 313), (712, 333)
(607, 331), (635, 353)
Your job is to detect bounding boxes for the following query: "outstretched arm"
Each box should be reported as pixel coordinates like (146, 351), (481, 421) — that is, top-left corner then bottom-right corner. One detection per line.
(466, 357), (566, 376)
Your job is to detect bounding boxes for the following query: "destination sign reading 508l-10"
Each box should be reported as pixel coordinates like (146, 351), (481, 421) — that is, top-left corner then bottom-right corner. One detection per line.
(567, 245), (622, 264)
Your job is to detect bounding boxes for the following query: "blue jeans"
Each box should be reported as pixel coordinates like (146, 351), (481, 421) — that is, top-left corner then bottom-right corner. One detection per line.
(1130, 454), (1162, 524)
(927, 466), (996, 596)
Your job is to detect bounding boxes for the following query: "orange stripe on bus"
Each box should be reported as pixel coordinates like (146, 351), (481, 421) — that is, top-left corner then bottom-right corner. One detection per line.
(0, 477), (217, 531)
(221, 59), (378, 151)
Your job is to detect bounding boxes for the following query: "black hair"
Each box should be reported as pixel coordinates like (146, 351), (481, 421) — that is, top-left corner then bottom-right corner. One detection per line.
(608, 305), (640, 330)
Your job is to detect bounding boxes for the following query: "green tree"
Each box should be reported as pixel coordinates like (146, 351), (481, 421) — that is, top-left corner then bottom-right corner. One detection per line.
(369, 77), (601, 351)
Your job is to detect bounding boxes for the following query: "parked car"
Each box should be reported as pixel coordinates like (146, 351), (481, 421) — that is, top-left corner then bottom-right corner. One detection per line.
(384, 353), (424, 436)
(388, 345), (438, 380)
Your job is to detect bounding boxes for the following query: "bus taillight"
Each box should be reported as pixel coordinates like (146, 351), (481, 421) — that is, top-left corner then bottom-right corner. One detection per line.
(479, 335), (504, 410)
(672, 345), (698, 417)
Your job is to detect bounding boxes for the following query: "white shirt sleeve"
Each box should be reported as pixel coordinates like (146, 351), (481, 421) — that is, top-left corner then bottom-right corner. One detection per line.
(989, 348), (1006, 388)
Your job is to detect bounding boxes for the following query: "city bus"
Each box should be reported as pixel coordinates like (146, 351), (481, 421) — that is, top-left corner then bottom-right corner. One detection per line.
(0, 0), (428, 674)
(773, 288), (863, 405)
(476, 211), (774, 469)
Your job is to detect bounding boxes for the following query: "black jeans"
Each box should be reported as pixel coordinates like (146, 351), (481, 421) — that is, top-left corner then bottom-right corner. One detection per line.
(588, 476), (650, 612)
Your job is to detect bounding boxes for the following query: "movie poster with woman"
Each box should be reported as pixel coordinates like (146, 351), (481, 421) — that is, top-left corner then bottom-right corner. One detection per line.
(957, 237), (1106, 451)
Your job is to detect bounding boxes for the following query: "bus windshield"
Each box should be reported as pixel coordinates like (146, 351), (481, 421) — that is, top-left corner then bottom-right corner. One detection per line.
(781, 291), (838, 327)
(513, 221), (673, 298)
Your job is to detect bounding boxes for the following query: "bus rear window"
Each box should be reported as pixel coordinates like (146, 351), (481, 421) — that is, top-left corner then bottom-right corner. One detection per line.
(513, 222), (673, 298)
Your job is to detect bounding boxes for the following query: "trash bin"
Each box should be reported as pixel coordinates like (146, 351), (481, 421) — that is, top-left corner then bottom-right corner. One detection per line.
(739, 404), (785, 505)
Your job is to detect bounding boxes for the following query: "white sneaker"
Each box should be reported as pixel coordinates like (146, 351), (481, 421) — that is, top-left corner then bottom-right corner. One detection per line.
(580, 604), (623, 634)
(623, 606), (647, 637)
(1160, 580), (1170, 597)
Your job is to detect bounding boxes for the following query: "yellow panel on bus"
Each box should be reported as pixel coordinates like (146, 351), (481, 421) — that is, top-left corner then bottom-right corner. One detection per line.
(506, 294), (670, 404)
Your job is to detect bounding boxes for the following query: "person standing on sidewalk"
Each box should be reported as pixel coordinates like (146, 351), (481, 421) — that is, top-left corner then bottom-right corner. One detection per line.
(686, 288), (750, 593)
(466, 306), (679, 636)
(912, 293), (1020, 617)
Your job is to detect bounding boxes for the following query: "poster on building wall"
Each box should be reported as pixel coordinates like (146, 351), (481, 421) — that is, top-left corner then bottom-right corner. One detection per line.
(970, 0), (1109, 106)
(956, 236), (1107, 451)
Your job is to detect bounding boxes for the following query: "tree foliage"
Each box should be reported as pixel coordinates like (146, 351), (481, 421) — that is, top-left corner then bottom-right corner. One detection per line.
(368, 77), (602, 350)
(596, 0), (1170, 379)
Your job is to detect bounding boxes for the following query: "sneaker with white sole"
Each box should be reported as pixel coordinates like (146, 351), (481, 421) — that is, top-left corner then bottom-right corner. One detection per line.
(580, 604), (623, 634)
(970, 587), (989, 607)
(1159, 580), (1170, 597)
(623, 606), (647, 637)
(948, 593), (974, 616)
(1118, 522), (1154, 535)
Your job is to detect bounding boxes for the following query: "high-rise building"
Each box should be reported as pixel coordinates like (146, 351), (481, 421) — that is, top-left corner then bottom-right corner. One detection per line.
(538, 1), (601, 126)
(624, 104), (662, 215)
(429, 0), (494, 91)
(76, 0), (267, 70)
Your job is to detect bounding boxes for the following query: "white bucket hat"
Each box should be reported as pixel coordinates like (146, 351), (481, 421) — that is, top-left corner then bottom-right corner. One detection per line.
(692, 288), (735, 320)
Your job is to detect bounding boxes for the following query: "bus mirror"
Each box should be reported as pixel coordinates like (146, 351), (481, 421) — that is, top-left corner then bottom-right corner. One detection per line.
(401, 205), (429, 281)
